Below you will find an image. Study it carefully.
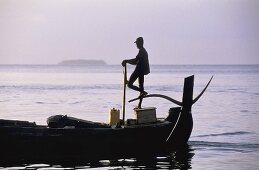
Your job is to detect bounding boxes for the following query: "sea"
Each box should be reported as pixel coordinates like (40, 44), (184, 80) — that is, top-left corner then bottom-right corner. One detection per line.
(0, 64), (259, 169)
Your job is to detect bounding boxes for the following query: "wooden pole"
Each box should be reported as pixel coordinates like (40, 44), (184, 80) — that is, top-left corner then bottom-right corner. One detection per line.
(122, 65), (127, 125)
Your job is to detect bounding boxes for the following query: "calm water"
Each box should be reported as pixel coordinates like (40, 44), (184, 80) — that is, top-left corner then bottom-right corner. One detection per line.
(0, 65), (259, 169)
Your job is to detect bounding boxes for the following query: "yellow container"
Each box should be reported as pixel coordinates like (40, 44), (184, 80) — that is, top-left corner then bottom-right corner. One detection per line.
(109, 108), (120, 126)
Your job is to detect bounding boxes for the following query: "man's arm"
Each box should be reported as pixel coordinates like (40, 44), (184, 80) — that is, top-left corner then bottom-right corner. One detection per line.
(122, 58), (138, 66)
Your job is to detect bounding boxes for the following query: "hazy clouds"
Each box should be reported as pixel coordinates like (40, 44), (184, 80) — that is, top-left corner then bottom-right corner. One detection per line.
(0, 0), (258, 64)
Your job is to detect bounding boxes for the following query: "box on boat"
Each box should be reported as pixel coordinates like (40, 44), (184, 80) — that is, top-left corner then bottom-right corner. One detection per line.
(134, 107), (157, 124)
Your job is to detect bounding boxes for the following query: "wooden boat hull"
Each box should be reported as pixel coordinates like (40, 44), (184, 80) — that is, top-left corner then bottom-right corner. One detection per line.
(0, 115), (192, 162)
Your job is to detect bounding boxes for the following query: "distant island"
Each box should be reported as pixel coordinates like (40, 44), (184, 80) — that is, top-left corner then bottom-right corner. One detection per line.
(58, 59), (107, 65)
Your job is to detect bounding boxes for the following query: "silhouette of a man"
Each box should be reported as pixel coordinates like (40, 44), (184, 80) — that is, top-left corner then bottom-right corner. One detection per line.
(122, 37), (150, 97)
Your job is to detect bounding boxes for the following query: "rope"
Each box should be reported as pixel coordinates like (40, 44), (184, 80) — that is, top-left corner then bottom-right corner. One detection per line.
(165, 111), (182, 142)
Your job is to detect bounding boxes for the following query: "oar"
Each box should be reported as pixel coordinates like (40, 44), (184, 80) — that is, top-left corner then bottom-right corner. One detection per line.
(122, 65), (127, 125)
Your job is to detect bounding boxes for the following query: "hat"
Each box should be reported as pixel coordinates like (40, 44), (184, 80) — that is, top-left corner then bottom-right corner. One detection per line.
(134, 37), (144, 44)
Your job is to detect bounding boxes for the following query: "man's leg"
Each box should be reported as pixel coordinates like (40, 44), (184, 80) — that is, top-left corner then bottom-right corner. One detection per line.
(137, 74), (145, 108)
(128, 71), (141, 92)
(139, 74), (147, 95)
(138, 74), (144, 93)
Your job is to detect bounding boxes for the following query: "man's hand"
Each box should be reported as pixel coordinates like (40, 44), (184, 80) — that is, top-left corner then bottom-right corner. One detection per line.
(121, 60), (127, 66)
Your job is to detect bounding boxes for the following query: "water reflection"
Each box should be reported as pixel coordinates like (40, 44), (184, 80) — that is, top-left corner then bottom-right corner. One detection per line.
(0, 144), (194, 169)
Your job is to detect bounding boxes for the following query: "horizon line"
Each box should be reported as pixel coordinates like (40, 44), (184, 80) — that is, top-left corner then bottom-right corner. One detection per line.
(0, 63), (258, 66)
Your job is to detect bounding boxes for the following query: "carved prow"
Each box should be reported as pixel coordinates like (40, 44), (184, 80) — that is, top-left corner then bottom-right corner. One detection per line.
(129, 94), (182, 106)
(182, 75), (194, 113)
(128, 75), (213, 108)
(192, 76), (213, 105)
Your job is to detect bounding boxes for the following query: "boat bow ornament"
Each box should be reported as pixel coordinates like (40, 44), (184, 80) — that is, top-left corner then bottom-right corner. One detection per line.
(129, 75), (213, 106)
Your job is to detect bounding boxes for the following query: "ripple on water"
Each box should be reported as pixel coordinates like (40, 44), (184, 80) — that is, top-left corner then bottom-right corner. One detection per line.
(189, 141), (259, 153)
(240, 109), (249, 113)
(193, 131), (253, 138)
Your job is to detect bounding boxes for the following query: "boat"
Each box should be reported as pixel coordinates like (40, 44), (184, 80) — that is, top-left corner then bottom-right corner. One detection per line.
(0, 74), (213, 163)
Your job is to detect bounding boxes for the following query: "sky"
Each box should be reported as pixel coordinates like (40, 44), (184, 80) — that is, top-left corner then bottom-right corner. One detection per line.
(0, 0), (259, 65)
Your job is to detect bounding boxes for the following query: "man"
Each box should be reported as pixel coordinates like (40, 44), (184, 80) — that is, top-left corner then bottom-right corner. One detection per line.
(122, 37), (150, 98)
